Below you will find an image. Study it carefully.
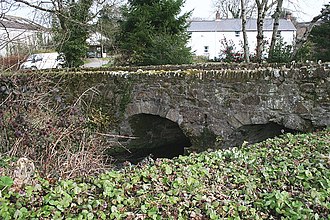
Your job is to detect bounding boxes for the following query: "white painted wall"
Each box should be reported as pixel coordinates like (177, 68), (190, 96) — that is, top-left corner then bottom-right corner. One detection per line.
(0, 27), (108, 58)
(0, 28), (50, 57)
(189, 30), (296, 60)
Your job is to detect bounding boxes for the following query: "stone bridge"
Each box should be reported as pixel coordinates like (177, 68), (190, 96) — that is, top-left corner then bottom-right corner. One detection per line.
(61, 63), (329, 161)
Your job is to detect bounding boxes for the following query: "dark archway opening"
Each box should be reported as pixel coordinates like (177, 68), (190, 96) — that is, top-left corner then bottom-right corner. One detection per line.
(119, 113), (192, 164)
(226, 122), (299, 148)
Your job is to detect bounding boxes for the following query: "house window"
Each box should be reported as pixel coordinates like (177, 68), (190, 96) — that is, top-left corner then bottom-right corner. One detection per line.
(235, 31), (240, 37)
(204, 46), (209, 53)
(276, 31), (281, 38)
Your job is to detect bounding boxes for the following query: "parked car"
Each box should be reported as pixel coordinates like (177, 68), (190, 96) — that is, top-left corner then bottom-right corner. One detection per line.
(86, 51), (97, 58)
(20, 52), (65, 70)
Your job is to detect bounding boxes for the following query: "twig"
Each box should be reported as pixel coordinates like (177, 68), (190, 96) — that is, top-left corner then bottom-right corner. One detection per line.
(94, 132), (138, 139)
(73, 86), (101, 108)
(0, 92), (12, 107)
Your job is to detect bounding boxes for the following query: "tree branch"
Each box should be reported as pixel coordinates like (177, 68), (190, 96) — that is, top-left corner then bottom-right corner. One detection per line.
(291, 4), (330, 60)
(13, 0), (56, 13)
(268, 0), (283, 59)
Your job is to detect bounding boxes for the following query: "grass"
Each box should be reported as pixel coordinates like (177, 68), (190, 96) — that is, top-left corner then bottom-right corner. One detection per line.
(0, 129), (329, 219)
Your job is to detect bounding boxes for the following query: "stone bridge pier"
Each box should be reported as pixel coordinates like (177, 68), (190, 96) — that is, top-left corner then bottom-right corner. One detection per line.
(111, 63), (329, 161)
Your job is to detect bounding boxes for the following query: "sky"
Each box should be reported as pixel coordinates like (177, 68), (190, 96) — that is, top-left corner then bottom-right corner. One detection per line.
(6, 0), (329, 23)
(182, 0), (328, 22)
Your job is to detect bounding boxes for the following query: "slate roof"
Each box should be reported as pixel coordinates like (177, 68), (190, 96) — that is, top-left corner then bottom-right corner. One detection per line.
(188, 18), (296, 32)
(0, 15), (46, 31)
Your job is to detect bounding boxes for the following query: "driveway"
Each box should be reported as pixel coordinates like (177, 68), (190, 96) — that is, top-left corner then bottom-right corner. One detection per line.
(82, 58), (109, 68)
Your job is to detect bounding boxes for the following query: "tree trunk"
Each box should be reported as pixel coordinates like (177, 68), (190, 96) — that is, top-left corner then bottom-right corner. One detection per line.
(241, 0), (250, 62)
(291, 5), (330, 60)
(255, 2), (264, 62)
(255, 0), (277, 62)
(268, 0), (283, 59)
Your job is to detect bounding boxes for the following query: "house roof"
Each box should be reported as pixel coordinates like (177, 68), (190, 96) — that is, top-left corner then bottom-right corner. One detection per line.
(188, 18), (296, 32)
(0, 15), (47, 31)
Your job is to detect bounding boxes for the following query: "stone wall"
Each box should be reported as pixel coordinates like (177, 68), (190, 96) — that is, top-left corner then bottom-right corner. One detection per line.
(115, 63), (330, 152)
(1, 63), (329, 157)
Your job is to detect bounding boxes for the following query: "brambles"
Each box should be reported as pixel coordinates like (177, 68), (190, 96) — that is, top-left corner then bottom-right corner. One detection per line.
(0, 73), (112, 179)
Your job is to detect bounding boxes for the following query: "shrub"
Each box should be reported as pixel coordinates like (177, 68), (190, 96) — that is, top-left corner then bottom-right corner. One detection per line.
(267, 37), (293, 63)
(220, 38), (244, 63)
(0, 73), (113, 179)
(295, 40), (313, 62)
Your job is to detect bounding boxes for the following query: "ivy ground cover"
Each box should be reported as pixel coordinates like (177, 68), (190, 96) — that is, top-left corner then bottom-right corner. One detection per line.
(0, 130), (329, 219)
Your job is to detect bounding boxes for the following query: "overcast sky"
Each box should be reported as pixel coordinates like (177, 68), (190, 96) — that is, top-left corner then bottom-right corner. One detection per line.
(182, 0), (328, 21)
(7, 0), (329, 23)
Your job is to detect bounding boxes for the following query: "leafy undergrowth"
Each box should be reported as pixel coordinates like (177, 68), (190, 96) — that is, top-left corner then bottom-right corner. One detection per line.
(1, 130), (329, 219)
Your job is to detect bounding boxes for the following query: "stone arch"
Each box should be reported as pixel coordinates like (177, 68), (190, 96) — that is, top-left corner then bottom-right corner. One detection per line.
(125, 101), (184, 125)
(225, 122), (298, 147)
(117, 113), (192, 163)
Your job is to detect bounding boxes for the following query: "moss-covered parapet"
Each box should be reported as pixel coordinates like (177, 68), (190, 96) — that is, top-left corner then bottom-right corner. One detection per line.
(36, 62), (330, 80)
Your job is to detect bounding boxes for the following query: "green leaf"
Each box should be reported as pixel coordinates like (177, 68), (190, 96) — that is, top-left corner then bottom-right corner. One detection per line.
(0, 176), (13, 188)
(141, 204), (147, 213)
(187, 177), (195, 186)
(110, 205), (117, 213)
(315, 213), (319, 220)
(87, 213), (94, 220)
(238, 205), (247, 211)
(164, 165), (172, 175)
(209, 211), (219, 219)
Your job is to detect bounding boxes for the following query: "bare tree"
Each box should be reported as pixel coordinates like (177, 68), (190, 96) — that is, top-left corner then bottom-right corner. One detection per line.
(1, 1), (14, 18)
(291, 4), (330, 60)
(213, 0), (256, 18)
(255, 0), (277, 62)
(1, 0), (123, 41)
(0, 3), (49, 69)
(241, 0), (250, 62)
(0, 0), (123, 66)
(268, 0), (283, 59)
(213, 0), (240, 18)
(10, 0), (122, 25)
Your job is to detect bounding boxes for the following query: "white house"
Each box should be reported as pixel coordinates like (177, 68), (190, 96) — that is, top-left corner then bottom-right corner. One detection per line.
(0, 15), (50, 57)
(187, 16), (296, 60)
(86, 32), (108, 58)
(0, 15), (105, 58)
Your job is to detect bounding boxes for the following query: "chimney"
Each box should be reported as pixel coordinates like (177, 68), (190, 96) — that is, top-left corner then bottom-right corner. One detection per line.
(216, 11), (221, 20)
(286, 12), (292, 21)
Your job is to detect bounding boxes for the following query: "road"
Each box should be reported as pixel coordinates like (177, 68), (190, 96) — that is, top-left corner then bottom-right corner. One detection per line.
(82, 58), (109, 68)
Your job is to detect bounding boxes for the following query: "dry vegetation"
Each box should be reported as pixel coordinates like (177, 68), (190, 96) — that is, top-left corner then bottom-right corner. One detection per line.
(0, 72), (115, 179)
(0, 55), (27, 71)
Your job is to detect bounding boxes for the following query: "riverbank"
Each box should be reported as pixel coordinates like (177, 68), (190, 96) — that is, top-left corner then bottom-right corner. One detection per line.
(1, 129), (329, 219)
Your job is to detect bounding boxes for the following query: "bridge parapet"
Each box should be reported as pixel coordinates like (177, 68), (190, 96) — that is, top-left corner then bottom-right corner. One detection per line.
(88, 63), (328, 151)
(1, 63), (329, 158)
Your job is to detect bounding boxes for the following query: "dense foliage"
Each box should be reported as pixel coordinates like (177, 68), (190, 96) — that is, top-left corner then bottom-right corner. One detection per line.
(267, 37), (293, 63)
(294, 40), (313, 63)
(1, 130), (329, 219)
(96, 4), (122, 54)
(53, 0), (93, 67)
(310, 4), (330, 62)
(115, 0), (192, 66)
